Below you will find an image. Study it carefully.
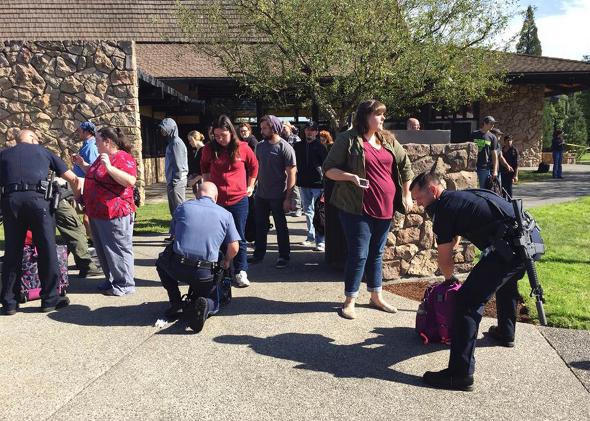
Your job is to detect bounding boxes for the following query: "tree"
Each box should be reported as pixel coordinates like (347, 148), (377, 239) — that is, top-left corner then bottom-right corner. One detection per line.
(516, 5), (542, 56)
(578, 55), (590, 144)
(175, 0), (516, 129)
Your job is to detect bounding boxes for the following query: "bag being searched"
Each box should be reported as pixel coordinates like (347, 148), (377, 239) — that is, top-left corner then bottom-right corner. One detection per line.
(415, 279), (462, 345)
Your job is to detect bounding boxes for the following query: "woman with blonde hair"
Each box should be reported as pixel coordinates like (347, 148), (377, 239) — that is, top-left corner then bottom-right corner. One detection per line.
(187, 130), (206, 187)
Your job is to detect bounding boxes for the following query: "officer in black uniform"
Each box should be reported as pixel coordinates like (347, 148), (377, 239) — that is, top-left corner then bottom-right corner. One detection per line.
(410, 171), (526, 391)
(1, 129), (80, 315)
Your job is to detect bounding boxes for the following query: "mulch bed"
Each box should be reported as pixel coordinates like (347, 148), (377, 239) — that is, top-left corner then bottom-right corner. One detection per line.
(384, 281), (533, 324)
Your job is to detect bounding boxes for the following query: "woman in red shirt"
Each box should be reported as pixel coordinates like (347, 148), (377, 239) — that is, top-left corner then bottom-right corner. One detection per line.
(73, 127), (137, 296)
(201, 115), (258, 287)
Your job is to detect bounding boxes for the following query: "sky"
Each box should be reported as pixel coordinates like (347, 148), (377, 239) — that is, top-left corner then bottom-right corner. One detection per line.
(506, 0), (590, 60)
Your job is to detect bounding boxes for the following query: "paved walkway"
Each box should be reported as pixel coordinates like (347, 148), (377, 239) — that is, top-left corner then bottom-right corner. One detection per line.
(514, 164), (590, 208)
(1, 217), (589, 420)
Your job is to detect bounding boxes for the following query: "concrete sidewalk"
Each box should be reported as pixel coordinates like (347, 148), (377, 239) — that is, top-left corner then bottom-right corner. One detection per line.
(514, 164), (590, 208)
(1, 218), (588, 420)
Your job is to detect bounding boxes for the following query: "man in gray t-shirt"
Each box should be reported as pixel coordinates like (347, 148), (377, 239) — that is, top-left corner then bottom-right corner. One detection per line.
(249, 115), (297, 269)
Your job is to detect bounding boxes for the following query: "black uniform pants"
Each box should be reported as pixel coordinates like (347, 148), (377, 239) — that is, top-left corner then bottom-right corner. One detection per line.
(156, 245), (217, 307)
(1, 191), (61, 309)
(449, 250), (526, 376)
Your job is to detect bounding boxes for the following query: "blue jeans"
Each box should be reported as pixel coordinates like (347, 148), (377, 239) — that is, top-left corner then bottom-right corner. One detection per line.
(300, 187), (324, 244)
(224, 196), (249, 273)
(476, 168), (491, 189)
(254, 196), (290, 260)
(339, 210), (391, 297)
(552, 151), (563, 178)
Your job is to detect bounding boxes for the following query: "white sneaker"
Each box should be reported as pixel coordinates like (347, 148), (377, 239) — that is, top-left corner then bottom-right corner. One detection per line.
(314, 243), (325, 252)
(300, 240), (315, 247)
(234, 270), (250, 287)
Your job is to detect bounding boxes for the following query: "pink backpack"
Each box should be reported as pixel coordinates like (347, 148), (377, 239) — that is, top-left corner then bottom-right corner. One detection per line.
(415, 280), (462, 345)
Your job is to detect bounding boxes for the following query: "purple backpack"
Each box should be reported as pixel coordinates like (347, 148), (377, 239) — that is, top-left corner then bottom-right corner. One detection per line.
(415, 280), (462, 345)
(20, 244), (69, 302)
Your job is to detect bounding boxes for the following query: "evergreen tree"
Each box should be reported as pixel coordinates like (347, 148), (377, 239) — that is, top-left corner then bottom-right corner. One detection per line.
(516, 6), (542, 56)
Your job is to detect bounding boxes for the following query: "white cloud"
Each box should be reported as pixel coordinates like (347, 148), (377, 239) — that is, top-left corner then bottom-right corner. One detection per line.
(534, 0), (590, 60)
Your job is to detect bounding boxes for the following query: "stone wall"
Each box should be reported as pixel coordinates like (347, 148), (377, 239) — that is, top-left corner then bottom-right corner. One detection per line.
(0, 41), (143, 197)
(480, 84), (544, 167)
(382, 142), (479, 280)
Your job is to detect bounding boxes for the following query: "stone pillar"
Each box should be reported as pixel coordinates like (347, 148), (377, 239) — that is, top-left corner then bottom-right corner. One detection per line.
(0, 40), (143, 201)
(382, 142), (479, 280)
(480, 84), (545, 167)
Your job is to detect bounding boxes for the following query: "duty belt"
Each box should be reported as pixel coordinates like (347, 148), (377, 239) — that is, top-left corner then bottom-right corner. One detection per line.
(1, 182), (47, 195)
(173, 252), (218, 270)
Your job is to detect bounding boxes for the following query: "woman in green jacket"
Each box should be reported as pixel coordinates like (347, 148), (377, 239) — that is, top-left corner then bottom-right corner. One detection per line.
(323, 100), (414, 319)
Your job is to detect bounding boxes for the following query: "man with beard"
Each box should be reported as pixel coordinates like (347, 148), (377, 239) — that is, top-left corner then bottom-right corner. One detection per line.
(248, 115), (297, 269)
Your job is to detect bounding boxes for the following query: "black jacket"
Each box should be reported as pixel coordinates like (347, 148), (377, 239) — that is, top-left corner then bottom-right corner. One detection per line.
(294, 138), (328, 188)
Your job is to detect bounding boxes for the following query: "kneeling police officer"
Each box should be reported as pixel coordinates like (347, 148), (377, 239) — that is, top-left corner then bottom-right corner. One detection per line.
(1, 129), (80, 314)
(156, 181), (240, 332)
(410, 171), (527, 391)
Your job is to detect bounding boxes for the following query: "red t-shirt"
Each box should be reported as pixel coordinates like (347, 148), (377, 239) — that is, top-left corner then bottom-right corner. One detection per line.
(200, 141), (259, 206)
(84, 151), (137, 220)
(362, 141), (396, 219)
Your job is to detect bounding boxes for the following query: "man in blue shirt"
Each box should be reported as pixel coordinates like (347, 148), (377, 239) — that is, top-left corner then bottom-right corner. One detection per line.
(156, 182), (240, 332)
(72, 121), (99, 178)
(72, 121), (99, 240)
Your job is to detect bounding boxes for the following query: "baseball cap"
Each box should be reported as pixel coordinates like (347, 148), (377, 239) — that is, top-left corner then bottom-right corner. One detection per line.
(305, 121), (319, 130)
(79, 121), (96, 133)
(483, 116), (497, 124)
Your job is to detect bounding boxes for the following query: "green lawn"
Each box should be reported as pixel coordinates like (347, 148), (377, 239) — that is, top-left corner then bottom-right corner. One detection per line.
(579, 152), (590, 164)
(133, 202), (170, 234)
(526, 197), (590, 329)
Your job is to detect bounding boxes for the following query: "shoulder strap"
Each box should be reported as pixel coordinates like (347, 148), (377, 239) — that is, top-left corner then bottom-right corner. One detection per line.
(464, 189), (513, 221)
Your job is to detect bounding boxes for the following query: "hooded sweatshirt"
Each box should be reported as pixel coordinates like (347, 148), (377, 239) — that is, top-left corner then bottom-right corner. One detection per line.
(159, 118), (188, 185)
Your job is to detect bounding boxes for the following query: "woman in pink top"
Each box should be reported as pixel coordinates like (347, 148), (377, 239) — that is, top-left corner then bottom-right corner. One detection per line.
(201, 115), (258, 287)
(73, 127), (137, 296)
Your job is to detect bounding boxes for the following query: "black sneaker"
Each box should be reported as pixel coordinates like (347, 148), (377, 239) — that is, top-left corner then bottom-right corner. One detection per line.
(1, 305), (18, 316)
(486, 326), (515, 347)
(275, 257), (289, 269)
(183, 297), (209, 333)
(423, 368), (474, 391)
(248, 255), (263, 264)
(164, 302), (183, 319)
(40, 296), (70, 313)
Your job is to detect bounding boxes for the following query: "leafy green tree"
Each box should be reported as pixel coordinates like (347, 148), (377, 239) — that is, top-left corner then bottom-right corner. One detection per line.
(564, 93), (588, 151)
(176, 0), (516, 128)
(578, 55), (590, 145)
(516, 5), (542, 56)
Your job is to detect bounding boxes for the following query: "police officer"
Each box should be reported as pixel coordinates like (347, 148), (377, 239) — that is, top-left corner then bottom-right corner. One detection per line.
(1, 129), (80, 315)
(156, 181), (240, 333)
(410, 171), (526, 391)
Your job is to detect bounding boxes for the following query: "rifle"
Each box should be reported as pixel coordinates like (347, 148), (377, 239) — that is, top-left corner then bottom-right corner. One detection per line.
(511, 199), (547, 326)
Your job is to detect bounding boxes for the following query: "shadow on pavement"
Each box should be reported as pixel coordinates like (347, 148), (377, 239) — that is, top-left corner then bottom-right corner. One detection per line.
(46, 302), (167, 326)
(219, 297), (340, 316)
(213, 327), (442, 387)
(570, 360), (590, 371)
(212, 327), (502, 387)
(66, 277), (162, 294)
